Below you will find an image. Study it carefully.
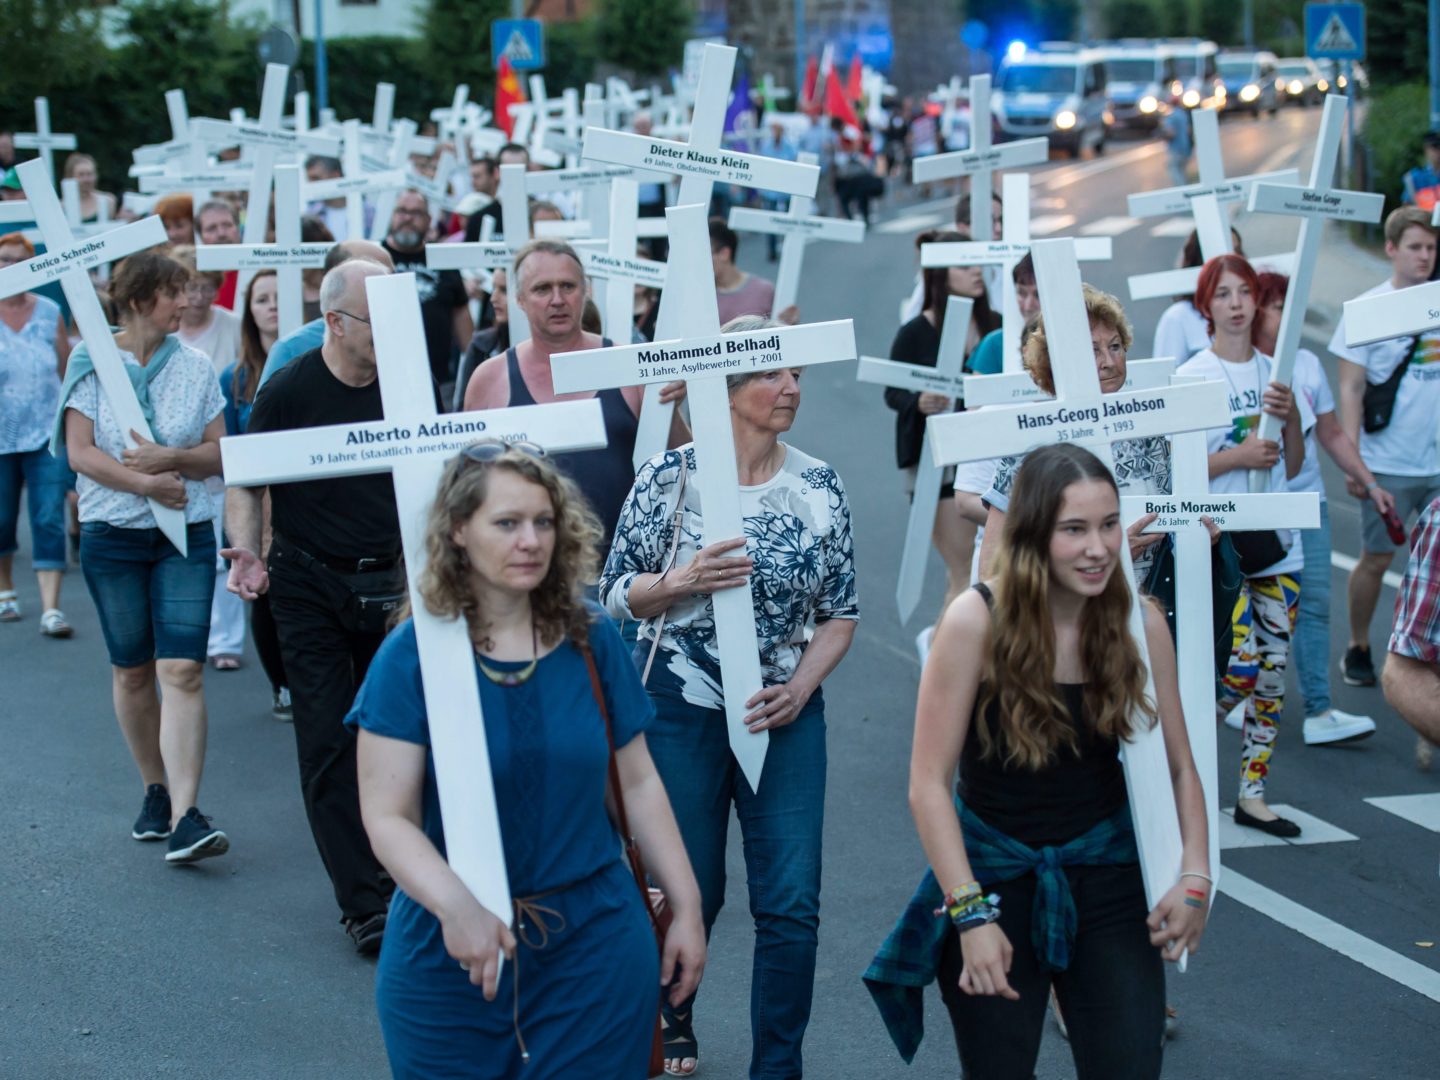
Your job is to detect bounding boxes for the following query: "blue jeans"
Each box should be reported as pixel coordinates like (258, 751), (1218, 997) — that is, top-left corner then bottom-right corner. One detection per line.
(645, 689), (826, 1080)
(80, 521), (216, 666)
(0, 447), (69, 570)
(1290, 500), (1332, 717)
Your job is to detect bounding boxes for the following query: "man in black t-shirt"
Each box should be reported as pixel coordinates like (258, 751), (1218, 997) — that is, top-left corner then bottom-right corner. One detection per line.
(383, 189), (471, 396)
(223, 258), (398, 955)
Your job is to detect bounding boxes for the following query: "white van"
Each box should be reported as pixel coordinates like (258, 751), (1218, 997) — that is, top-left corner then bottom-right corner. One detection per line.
(993, 43), (1112, 157)
(1156, 39), (1225, 111)
(1098, 40), (1172, 130)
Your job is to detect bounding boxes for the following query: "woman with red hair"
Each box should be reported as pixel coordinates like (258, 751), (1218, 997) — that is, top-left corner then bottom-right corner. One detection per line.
(1179, 253), (1307, 836)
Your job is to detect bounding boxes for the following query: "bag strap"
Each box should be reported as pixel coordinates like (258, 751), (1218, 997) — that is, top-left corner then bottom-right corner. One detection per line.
(581, 641), (636, 845)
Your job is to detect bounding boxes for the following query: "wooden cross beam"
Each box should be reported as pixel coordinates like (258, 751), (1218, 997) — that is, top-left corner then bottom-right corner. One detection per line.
(14, 98), (77, 184)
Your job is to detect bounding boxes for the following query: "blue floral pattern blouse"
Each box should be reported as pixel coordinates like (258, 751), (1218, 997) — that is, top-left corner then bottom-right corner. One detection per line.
(600, 443), (860, 710)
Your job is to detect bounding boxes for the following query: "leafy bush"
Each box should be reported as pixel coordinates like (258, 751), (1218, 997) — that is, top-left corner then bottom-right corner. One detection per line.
(1360, 82), (1430, 217)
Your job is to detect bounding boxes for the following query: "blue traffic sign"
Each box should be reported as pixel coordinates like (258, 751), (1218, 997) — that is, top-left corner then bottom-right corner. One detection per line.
(491, 18), (545, 71)
(1305, 3), (1365, 62)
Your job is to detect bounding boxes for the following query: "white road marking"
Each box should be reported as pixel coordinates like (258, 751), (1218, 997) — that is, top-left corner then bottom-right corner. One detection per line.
(1365, 793), (1440, 833)
(1028, 214), (1077, 236)
(1331, 550), (1405, 590)
(1079, 215), (1141, 237)
(1218, 869), (1440, 1004)
(1150, 217), (1196, 238)
(1255, 142), (1301, 178)
(1041, 142), (1164, 191)
(1218, 804), (1357, 850)
(876, 213), (945, 235)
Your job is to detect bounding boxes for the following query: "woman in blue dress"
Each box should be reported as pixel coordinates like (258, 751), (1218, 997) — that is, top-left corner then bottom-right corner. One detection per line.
(348, 441), (706, 1079)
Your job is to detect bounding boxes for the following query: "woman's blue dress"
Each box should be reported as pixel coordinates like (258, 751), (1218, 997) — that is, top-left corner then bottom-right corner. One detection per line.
(346, 605), (660, 1078)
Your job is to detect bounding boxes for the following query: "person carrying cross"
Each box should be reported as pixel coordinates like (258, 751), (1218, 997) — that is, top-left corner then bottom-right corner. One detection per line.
(224, 257), (413, 953)
(382, 189), (472, 398)
(461, 239), (689, 552)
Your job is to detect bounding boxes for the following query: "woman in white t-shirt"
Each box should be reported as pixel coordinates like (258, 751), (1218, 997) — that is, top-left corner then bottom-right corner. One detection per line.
(1178, 254), (1306, 837)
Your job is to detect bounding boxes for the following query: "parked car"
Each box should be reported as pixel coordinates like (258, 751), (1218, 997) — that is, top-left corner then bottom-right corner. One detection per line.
(1217, 50), (1279, 116)
(994, 42), (1112, 157)
(1274, 57), (1324, 106)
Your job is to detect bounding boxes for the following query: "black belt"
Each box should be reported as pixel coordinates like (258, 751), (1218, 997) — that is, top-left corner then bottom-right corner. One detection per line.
(273, 533), (400, 576)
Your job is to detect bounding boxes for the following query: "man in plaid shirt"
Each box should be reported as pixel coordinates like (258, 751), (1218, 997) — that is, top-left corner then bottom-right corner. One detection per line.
(1382, 498), (1440, 765)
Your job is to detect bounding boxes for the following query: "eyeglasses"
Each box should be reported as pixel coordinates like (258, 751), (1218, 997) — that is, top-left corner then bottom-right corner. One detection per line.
(332, 309), (370, 325)
(462, 439), (546, 464)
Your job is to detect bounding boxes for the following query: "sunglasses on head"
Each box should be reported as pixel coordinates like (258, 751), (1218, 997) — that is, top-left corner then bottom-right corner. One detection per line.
(461, 439), (546, 464)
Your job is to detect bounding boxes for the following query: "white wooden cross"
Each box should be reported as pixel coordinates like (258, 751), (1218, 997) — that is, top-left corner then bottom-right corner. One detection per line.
(430, 86), (478, 193)
(304, 118), (409, 241)
(581, 43), (822, 468)
(196, 165), (327, 339)
(963, 357), (1178, 408)
(1127, 109), (1300, 301)
(14, 98), (77, 184)
(367, 119), (420, 244)
(220, 272), (608, 944)
(854, 295), (972, 624)
(726, 152), (866, 315)
(550, 203), (857, 791)
(0, 160), (186, 553)
(577, 177), (667, 342)
(926, 237), (1234, 923)
(1342, 274), (1440, 346)
(911, 75), (1047, 242)
(921, 172), (1112, 373)
(1244, 95), (1384, 492)
(61, 178), (119, 284)
(1119, 397), (1320, 901)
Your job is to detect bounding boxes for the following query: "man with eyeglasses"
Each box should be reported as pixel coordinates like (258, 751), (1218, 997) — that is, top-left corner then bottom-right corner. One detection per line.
(382, 189), (471, 402)
(224, 258), (417, 956)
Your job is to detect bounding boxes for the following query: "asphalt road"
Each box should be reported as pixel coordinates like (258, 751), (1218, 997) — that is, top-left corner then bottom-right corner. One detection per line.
(3, 105), (1438, 1079)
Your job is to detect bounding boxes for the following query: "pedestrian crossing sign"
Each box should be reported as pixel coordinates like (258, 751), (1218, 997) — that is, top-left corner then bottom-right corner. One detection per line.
(491, 18), (545, 71)
(1305, 3), (1365, 62)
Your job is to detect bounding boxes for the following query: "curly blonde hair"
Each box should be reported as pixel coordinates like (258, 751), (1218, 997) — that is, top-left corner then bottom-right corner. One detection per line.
(976, 443), (1156, 770)
(403, 445), (604, 647)
(1022, 284), (1134, 396)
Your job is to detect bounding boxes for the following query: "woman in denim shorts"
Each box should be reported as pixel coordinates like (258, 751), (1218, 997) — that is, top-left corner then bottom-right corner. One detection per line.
(57, 251), (231, 864)
(0, 232), (73, 635)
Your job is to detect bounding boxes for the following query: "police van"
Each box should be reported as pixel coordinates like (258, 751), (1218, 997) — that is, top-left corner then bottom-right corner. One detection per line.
(993, 42), (1112, 157)
(1157, 39), (1225, 111)
(1098, 40), (1171, 130)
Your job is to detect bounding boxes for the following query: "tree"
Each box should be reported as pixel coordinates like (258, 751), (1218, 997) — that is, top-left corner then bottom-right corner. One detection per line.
(0, 0), (107, 110)
(595, 0), (691, 79)
(1099, 0), (1162, 41)
(420, 0), (509, 94)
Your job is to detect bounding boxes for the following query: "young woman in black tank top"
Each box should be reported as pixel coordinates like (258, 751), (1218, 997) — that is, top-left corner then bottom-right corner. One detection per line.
(895, 444), (1211, 1079)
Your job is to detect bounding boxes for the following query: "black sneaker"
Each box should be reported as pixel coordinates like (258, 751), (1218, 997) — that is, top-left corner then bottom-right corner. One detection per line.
(132, 784), (172, 841)
(165, 807), (230, 864)
(1340, 645), (1377, 687)
(344, 911), (387, 956)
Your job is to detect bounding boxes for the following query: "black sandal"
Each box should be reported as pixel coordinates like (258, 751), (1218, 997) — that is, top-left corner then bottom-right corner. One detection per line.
(661, 1006), (698, 1076)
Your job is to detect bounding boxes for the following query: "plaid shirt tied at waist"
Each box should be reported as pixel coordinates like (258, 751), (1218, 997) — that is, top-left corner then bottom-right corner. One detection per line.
(861, 798), (1138, 1063)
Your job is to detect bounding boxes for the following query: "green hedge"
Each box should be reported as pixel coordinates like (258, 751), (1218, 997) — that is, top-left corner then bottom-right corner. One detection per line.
(1360, 83), (1429, 218)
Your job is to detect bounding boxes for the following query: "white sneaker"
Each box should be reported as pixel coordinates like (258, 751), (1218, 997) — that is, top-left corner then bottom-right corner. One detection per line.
(1303, 708), (1377, 746)
(1220, 700), (1245, 731)
(39, 609), (72, 638)
(915, 626), (934, 667)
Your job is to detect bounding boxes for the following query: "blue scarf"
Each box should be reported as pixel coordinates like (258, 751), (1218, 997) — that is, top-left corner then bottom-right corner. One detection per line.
(49, 335), (180, 457)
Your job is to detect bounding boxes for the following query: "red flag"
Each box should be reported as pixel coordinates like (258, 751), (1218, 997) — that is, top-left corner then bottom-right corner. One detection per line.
(495, 55), (526, 138)
(846, 53), (863, 103)
(801, 55), (819, 111)
(823, 65), (861, 130)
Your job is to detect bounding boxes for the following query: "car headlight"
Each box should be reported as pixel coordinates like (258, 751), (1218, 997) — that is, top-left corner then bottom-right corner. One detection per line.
(1139, 95), (1158, 113)
(1239, 84), (1260, 102)
(1181, 90), (1200, 108)
(1055, 110), (1077, 130)
(1317, 79), (1329, 92)
(1337, 75), (1347, 89)
(1288, 80), (1303, 95)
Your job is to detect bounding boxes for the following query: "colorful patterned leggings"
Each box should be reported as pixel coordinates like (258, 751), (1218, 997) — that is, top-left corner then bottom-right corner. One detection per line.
(1216, 573), (1301, 800)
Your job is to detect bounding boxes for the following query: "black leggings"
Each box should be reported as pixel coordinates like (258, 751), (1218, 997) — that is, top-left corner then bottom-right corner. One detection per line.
(250, 592), (288, 694)
(937, 863), (1164, 1080)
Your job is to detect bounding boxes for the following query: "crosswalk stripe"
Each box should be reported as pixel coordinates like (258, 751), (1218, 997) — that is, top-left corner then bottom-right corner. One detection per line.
(1218, 804), (1357, 850)
(876, 212), (945, 235)
(1365, 793), (1440, 833)
(1150, 217), (1196, 238)
(1330, 550), (1405, 590)
(1028, 214), (1077, 236)
(1079, 215), (1141, 237)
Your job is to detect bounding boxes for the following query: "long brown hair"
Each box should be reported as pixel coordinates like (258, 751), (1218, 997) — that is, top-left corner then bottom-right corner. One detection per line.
(917, 228), (1000, 341)
(975, 443), (1155, 770)
(406, 444), (603, 647)
(236, 270), (276, 405)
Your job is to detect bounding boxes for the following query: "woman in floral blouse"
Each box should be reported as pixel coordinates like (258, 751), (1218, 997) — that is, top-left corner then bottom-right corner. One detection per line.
(600, 315), (859, 1078)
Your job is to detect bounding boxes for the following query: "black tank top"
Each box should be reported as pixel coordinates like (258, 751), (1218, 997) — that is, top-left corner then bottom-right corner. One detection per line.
(505, 345), (638, 548)
(959, 584), (1128, 847)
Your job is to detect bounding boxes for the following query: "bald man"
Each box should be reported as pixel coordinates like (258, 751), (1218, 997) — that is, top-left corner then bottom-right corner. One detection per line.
(224, 259), (403, 955)
(257, 240), (396, 391)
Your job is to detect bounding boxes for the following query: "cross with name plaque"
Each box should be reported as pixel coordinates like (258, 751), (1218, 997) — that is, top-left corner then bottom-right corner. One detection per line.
(303, 119), (409, 241)
(1119, 395), (1319, 900)
(1127, 110), (1300, 302)
(581, 43), (823, 468)
(922, 172), (1112, 373)
(221, 272), (609, 933)
(573, 176), (667, 341)
(1243, 94), (1384, 492)
(911, 75), (1047, 243)
(926, 238), (1234, 929)
(550, 202), (857, 791)
(14, 98), (77, 184)
(962, 357), (1178, 408)
(0, 160), (186, 553)
(726, 152), (866, 315)
(854, 295), (972, 624)
(1342, 274), (1440, 346)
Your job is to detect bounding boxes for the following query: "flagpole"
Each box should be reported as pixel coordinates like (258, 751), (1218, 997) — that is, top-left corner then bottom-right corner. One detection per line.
(794, 0), (807, 98)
